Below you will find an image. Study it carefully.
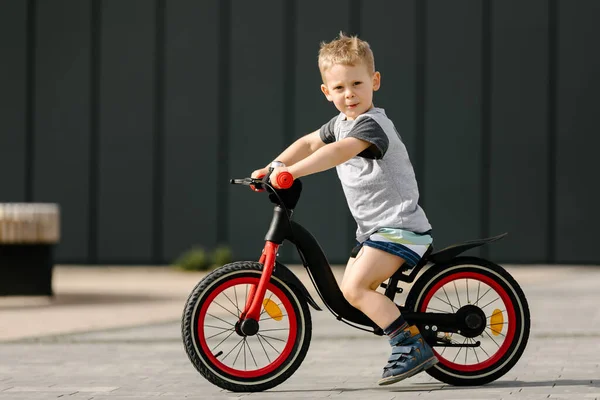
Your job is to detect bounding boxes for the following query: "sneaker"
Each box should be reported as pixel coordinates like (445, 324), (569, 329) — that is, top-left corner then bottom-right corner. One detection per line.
(377, 325), (438, 386)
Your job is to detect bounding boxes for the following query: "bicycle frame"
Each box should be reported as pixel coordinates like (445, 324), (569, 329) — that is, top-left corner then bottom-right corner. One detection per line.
(239, 205), (458, 335)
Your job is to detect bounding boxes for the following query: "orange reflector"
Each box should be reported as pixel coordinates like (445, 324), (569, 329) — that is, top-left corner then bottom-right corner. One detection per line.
(490, 309), (504, 336)
(262, 298), (283, 321)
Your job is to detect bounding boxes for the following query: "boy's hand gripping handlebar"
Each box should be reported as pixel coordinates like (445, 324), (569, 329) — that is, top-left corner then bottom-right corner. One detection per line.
(266, 161), (294, 190)
(231, 161), (294, 191)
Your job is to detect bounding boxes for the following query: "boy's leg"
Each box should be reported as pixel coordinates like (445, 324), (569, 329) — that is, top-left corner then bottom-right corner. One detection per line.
(340, 245), (402, 327)
(340, 246), (437, 385)
(340, 242), (362, 288)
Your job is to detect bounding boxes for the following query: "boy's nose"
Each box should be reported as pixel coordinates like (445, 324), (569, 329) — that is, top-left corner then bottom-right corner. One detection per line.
(345, 90), (355, 98)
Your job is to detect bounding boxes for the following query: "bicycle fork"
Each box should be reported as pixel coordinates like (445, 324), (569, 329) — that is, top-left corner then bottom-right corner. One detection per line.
(238, 241), (279, 335)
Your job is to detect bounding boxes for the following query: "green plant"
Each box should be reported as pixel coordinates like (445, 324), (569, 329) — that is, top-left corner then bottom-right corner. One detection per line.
(173, 245), (234, 272)
(173, 246), (211, 271)
(211, 245), (233, 268)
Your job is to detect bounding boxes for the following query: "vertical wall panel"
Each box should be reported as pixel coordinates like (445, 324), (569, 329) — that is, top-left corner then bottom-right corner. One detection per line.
(33, 0), (91, 261)
(424, 0), (483, 253)
(555, 0), (600, 263)
(163, 0), (219, 262)
(0, 1), (27, 201)
(362, 0), (418, 159)
(227, 1), (285, 260)
(97, 0), (156, 262)
(489, 0), (549, 262)
(293, 0), (352, 264)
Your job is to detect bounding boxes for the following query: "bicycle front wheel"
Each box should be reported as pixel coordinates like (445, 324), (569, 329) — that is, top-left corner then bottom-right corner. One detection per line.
(181, 261), (312, 392)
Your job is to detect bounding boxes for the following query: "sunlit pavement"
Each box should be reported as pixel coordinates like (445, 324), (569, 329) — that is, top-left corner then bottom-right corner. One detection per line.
(0, 264), (598, 399)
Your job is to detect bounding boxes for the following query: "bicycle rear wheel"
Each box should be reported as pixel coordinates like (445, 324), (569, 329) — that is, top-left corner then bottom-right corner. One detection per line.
(405, 257), (530, 386)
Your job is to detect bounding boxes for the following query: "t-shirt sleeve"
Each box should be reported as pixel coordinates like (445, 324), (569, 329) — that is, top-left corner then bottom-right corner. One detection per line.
(347, 116), (389, 159)
(319, 115), (337, 144)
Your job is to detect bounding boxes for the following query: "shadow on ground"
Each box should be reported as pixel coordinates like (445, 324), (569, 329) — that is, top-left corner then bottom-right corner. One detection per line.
(268, 379), (598, 394)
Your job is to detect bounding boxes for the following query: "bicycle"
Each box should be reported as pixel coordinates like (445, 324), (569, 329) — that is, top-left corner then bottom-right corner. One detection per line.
(181, 166), (530, 392)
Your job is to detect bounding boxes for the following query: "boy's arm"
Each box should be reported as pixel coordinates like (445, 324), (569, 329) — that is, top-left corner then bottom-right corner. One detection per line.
(251, 130), (326, 177)
(288, 137), (370, 179)
(272, 130), (327, 166)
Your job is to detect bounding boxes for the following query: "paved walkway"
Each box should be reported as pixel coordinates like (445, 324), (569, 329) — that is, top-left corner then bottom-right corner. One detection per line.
(0, 264), (599, 399)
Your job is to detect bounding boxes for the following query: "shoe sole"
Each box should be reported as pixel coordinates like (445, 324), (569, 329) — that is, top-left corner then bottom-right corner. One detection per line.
(377, 356), (439, 386)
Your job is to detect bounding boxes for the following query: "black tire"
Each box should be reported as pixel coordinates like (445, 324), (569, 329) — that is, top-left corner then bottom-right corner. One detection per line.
(181, 261), (312, 392)
(405, 257), (530, 386)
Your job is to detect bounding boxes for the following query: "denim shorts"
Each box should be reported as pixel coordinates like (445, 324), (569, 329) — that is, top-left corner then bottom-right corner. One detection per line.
(351, 228), (433, 268)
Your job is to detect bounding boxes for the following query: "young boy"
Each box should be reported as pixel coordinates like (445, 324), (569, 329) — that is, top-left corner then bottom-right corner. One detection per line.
(251, 32), (438, 385)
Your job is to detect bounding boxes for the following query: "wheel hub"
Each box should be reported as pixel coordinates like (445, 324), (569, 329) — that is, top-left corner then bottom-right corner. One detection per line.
(455, 305), (487, 337)
(240, 318), (259, 336)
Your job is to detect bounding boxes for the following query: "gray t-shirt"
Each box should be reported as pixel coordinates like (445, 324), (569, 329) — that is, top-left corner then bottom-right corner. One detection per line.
(319, 107), (431, 243)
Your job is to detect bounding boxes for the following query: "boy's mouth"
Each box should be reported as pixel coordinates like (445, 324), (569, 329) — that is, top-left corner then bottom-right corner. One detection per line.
(347, 103), (358, 109)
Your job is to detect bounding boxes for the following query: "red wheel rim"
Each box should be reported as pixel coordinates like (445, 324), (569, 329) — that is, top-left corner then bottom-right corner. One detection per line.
(197, 276), (298, 378)
(420, 271), (517, 372)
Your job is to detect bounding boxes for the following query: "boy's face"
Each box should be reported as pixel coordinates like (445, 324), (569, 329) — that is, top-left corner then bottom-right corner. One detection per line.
(320, 63), (380, 120)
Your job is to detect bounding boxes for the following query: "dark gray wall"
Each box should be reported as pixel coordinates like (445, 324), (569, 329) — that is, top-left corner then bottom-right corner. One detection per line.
(1, 0), (599, 265)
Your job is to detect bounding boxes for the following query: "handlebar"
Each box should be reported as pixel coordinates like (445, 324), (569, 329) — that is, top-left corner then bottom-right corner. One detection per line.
(230, 161), (294, 191)
(229, 172), (294, 190)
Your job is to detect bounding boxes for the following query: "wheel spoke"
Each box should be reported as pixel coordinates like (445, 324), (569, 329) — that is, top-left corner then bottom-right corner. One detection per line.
(433, 295), (454, 309)
(206, 328), (235, 341)
(442, 286), (456, 312)
(426, 306), (449, 313)
(221, 337), (244, 362)
(474, 287), (492, 306)
(243, 338), (247, 370)
(483, 328), (501, 348)
(487, 309), (506, 319)
(234, 286), (240, 317)
(213, 300), (239, 319)
(206, 313), (235, 327)
(258, 334), (286, 343)
(440, 346), (447, 357)
(466, 279), (470, 304)
(260, 313), (288, 322)
(205, 324), (233, 331)
(256, 333), (272, 363)
(487, 323), (508, 338)
(478, 341), (491, 358)
(223, 292), (241, 317)
(259, 293), (275, 317)
(452, 338), (467, 363)
(257, 333), (282, 355)
(211, 330), (236, 353)
(246, 338), (259, 368)
(232, 338), (245, 366)
(470, 338), (480, 363)
(453, 281), (462, 308)
(480, 297), (500, 309)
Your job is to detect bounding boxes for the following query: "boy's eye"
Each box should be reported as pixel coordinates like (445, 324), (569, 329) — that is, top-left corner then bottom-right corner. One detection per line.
(334, 86), (343, 90)
(353, 81), (362, 86)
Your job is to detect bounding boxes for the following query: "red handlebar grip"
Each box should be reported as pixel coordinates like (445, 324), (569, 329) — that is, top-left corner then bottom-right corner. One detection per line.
(276, 172), (293, 189)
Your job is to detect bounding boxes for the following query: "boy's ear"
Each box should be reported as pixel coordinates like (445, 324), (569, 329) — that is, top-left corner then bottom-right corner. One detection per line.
(321, 84), (333, 102)
(372, 72), (381, 91)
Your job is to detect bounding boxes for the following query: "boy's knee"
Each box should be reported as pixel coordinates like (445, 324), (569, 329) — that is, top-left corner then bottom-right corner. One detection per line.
(341, 282), (363, 307)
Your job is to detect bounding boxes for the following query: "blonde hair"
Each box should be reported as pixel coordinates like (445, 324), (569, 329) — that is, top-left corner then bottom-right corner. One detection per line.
(318, 32), (375, 82)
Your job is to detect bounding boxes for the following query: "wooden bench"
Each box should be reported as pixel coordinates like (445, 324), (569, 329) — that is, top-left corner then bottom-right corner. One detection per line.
(0, 203), (60, 296)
